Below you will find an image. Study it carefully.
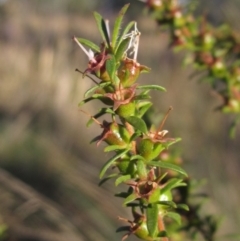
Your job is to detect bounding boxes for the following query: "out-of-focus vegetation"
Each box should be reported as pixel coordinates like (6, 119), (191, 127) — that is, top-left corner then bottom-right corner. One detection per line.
(0, 0), (239, 241)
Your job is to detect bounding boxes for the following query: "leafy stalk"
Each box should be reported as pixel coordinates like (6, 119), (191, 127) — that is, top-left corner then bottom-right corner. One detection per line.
(74, 4), (191, 241)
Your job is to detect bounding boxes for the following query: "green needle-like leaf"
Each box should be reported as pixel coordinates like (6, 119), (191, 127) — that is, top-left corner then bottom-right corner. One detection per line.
(130, 155), (146, 162)
(112, 3), (130, 49)
(99, 149), (129, 179)
(134, 94), (151, 101)
(98, 173), (118, 186)
(158, 201), (177, 208)
(77, 38), (100, 53)
(125, 116), (148, 134)
(147, 161), (188, 177)
(115, 37), (131, 62)
(86, 107), (115, 127)
(177, 204), (189, 211)
(104, 145), (126, 152)
(137, 85), (166, 92)
(116, 21), (135, 50)
(78, 94), (103, 106)
(115, 174), (132, 186)
(146, 204), (159, 237)
(161, 178), (186, 194)
(137, 102), (153, 117)
(84, 82), (111, 98)
(163, 137), (182, 149)
(166, 212), (182, 225)
(123, 192), (138, 205)
(115, 192), (129, 199)
(106, 55), (116, 81)
(94, 11), (110, 47)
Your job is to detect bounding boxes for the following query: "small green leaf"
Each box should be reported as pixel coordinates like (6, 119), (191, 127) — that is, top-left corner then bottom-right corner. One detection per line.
(159, 191), (172, 202)
(148, 161), (188, 177)
(98, 173), (118, 186)
(146, 204), (159, 237)
(84, 86), (100, 98)
(158, 201), (177, 208)
(140, 89), (151, 95)
(137, 85), (166, 92)
(84, 82), (111, 98)
(163, 137), (182, 149)
(99, 149), (129, 179)
(137, 102), (152, 117)
(177, 204), (189, 211)
(166, 212), (182, 225)
(86, 107), (115, 127)
(134, 94), (151, 101)
(125, 116), (148, 134)
(78, 94), (103, 106)
(123, 192), (138, 205)
(136, 160), (148, 180)
(140, 65), (151, 73)
(86, 118), (95, 127)
(77, 38), (100, 53)
(130, 155), (146, 162)
(115, 192), (129, 198)
(158, 172), (168, 183)
(104, 145), (125, 152)
(161, 178), (186, 194)
(115, 174), (132, 186)
(115, 37), (131, 62)
(93, 11), (110, 47)
(112, 3), (130, 49)
(129, 132), (142, 142)
(78, 98), (92, 107)
(116, 21), (135, 50)
(106, 55), (116, 81)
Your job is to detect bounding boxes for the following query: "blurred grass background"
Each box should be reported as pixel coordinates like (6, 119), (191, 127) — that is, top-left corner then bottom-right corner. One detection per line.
(0, 0), (239, 240)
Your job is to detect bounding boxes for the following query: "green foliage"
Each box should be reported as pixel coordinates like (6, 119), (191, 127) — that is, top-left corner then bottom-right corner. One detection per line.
(74, 3), (240, 241)
(74, 4), (189, 241)
(140, 0), (240, 136)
